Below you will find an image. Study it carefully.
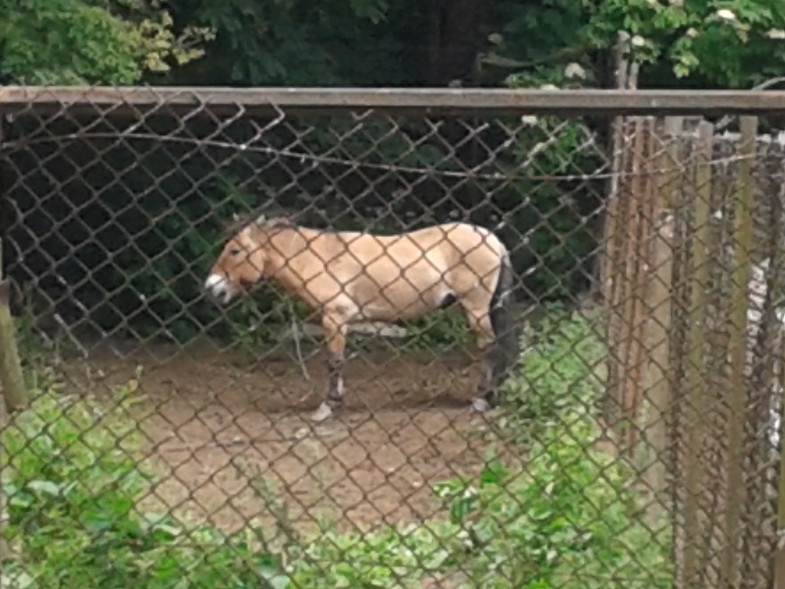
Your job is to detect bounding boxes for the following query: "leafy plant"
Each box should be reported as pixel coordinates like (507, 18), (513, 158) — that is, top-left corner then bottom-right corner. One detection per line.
(283, 523), (459, 589)
(487, 0), (785, 90)
(0, 0), (212, 85)
(501, 303), (607, 439)
(1, 380), (285, 588)
(3, 379), (148, 549)
(399, 309), (475, 352)
(434, 414), (672, 589)
(0, 335), (673, 589)
(587, 0), (785, 86)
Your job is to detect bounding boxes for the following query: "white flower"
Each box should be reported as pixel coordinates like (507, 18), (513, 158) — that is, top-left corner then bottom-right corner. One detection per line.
(539, 83), (559, 90)
(631, 35), (646, 47)
(686, 27), (699, 38)
(766, 28), (785, 39)
(716, 8), (736, 21)
(521, 115), (538, 126)
(564, 62), (586, 79)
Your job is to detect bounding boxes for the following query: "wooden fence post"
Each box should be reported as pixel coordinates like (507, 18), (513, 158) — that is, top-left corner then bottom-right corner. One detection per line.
(680, 120), (714, 588)
(0, 117), (27, 412)
(640, 208), (673, 526)
(636, 116), (684, 529)
(776, 335), (785, 589)
(723, 115), (758, 589)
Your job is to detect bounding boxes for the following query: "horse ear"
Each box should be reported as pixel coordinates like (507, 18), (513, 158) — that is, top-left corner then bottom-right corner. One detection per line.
(232, 213), (240, 223)
(255, 213), (267, 225)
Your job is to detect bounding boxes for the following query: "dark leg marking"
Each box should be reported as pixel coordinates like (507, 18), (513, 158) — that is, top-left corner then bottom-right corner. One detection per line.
(437, 292), (458, 310)
(326, 354), (345, 406)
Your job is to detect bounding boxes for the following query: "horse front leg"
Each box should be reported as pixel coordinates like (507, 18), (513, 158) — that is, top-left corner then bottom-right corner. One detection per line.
(309, 312), (348, 423)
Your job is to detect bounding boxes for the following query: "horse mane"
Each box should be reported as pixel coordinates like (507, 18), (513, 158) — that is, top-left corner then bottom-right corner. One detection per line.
(221, 211), (297, 238)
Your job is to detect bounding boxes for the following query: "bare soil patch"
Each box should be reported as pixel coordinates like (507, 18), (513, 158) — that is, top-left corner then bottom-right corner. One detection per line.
(58, 342), (520, 535)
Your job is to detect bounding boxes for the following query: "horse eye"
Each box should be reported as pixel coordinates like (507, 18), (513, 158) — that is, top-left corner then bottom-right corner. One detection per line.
(229, 248), (241, 256)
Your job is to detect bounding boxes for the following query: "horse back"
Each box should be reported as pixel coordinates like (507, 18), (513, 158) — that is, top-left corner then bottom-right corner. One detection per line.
(281, 222), (505, 320)
(341, 221), (505, 296)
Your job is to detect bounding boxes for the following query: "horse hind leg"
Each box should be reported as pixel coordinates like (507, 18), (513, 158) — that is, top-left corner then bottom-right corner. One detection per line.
(310, 312), (348, 423)
(460, 302), (498, 413)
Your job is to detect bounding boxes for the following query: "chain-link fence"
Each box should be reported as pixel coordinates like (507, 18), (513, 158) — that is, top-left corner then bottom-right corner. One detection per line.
(0, 86), (784, 589)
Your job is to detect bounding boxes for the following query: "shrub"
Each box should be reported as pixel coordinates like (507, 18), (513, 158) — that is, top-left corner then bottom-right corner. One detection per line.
(501, 303), (606, 439)
(425, 301), (671, 589)
(434, 409), (673, 589)
(1, 385), (283, 588)
(399, 308), (474, 352)
(283, 523), (459, 588)
(0, 379), (460, 589)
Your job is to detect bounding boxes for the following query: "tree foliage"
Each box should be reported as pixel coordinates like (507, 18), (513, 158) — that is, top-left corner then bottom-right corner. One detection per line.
(0, 0), (213, 85)
(485, 0), (785, 90)
(166, 0), (422, 86)
(588, 0), (785, 87)
(3, 0), (785, 92)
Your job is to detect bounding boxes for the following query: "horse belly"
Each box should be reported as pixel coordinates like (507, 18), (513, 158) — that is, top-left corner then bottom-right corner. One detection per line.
(355, 271), (449, 321)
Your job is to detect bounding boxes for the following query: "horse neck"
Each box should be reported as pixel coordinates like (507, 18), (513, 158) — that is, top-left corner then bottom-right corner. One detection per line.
(263, 227), (316, 288)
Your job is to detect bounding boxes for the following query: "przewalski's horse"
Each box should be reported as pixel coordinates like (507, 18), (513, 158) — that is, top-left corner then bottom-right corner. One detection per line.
(204, 213), (518, 422)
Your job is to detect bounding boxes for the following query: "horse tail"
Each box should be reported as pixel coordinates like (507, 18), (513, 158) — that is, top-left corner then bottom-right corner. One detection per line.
(489, 250), (519, 392)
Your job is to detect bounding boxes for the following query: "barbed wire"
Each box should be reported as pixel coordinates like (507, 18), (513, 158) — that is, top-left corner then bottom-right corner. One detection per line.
(1, 128), (774, 184)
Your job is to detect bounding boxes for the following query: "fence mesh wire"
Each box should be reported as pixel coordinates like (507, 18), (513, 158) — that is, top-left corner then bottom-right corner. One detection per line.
(0, 89), (783, 589)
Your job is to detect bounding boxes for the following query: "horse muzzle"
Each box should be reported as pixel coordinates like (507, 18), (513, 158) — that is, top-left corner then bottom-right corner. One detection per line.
(204, 274), (237, 306)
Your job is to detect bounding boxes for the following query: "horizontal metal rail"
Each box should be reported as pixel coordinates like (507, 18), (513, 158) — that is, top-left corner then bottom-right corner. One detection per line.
(2, 86), (785, 116)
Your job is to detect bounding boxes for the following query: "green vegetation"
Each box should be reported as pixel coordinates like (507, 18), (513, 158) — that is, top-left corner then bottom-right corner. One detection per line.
(433, 422), (671, 589)
(0, 0), (212, 85)
(12, 0), (772, 89)
(2, 307), (671, 588)
(501, 304), (606, 438)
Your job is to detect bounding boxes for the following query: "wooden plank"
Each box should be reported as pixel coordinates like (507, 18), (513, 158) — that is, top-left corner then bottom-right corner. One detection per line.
(613, 116), (636, 437)
(642, 210), (674, 525)
(639, 117), (674, 526)
(620, 115), (647, 452)
(723, 115), (758, 589)
(773, 166), (785, 589)
(2, 87), (785, 116)
(0, 120), (28, 412)
(682, 119), (714, 587)
(776, 333), (785, 589)
(630, 117), (657, 454)
(606, 117), (634, 430)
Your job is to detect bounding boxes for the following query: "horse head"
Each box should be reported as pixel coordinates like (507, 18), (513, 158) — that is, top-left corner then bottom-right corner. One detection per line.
(204, 212), (294, 305)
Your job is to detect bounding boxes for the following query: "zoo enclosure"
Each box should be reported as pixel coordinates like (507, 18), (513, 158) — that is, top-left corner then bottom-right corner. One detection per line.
(1, 86), (785, 589)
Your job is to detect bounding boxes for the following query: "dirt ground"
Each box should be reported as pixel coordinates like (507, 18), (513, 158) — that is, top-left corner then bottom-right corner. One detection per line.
(59, 340), (521, 536)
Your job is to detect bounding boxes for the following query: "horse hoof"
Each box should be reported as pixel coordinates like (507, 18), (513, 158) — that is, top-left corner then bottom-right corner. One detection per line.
(471, 397), (491, 413)
(310, 402), (334, 423)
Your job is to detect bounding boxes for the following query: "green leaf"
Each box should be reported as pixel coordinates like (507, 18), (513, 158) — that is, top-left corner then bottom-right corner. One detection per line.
(259, 567), (291, 589)
(26, 480), (62, 496)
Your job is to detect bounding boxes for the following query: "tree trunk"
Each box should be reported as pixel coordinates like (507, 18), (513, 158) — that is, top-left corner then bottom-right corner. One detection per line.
(427, 0), (494, 86)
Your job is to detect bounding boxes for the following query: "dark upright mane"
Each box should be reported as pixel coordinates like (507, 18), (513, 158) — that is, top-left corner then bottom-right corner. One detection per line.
(221, 212), (297, 239)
